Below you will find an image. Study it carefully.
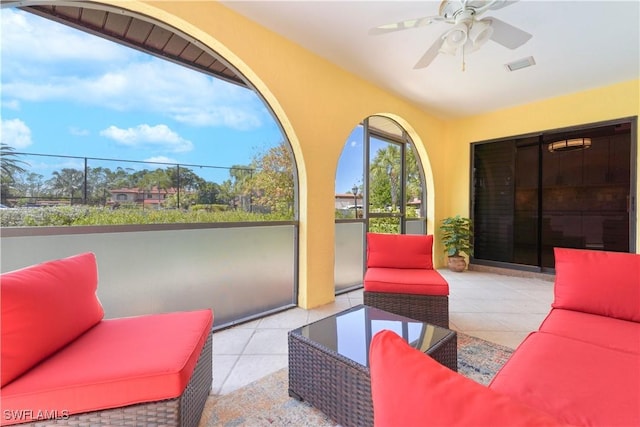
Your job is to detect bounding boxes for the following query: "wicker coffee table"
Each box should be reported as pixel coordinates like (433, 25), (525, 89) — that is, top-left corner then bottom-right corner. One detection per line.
(288, 304), (457, 427)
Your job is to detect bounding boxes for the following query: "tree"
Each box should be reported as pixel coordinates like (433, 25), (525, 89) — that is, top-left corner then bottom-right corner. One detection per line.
(229, 164), (254, 211)
(46, 168), (84, 203)
(86, 166), (112, 206)
(11, 171), (45, 205)
(1, 143), (28, 178)
(250, 142), (294, 217)
(167, 166), (204, 192)
(369, 144), (421, 212)
(167, 166), (205, 209)
(405, 145), (422, 204)
(370, 145), (401, 210)
(110, 167), (137, 189)
(217, 179), (234, 206)
(1, 143), (28, 204)
(138, 169), (172, 209)
(197, 182), (221, 205)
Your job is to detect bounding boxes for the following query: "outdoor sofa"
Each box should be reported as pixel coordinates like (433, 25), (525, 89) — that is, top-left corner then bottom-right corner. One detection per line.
(363, 232), (450, 328)
(369, 247), (640, 426)
(1, 252), (213, 426)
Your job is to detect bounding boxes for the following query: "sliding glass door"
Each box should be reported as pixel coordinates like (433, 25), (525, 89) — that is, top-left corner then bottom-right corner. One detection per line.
(472, 118), (635, 271)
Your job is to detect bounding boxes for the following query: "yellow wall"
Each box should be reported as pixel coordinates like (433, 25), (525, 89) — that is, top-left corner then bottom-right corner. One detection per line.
(109, 1), (638, 306)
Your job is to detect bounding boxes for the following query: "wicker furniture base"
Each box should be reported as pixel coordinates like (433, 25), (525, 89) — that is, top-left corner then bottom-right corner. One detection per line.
(364, 291), (449, 328)
(288, 305), (456, 427)
(16, 333), (212, 427)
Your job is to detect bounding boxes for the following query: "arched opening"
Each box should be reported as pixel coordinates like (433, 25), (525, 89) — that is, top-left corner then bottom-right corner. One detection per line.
(0, 1), (302, 328)
(334, 115), (428, 293)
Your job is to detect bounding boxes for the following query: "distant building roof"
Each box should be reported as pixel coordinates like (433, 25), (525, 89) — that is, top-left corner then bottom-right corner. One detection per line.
(110, 187), (178, 194)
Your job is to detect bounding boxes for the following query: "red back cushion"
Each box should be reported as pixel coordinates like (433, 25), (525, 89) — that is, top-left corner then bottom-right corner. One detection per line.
(1, 253), (104, 387)
(369, 330), (569, 427)
(553, 248), (640, 322)
(367, 233), (434, 269)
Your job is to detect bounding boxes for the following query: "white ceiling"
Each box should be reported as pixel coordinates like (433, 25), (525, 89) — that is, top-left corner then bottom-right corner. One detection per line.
(221, 0), (640, 119)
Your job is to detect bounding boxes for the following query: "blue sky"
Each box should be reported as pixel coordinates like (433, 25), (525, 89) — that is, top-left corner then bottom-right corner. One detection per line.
(0, 8), (364, 193)
(0, 8), (280, 184)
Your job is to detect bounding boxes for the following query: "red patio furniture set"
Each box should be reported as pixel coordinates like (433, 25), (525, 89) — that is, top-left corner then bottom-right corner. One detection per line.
(7, 233), (636, 426)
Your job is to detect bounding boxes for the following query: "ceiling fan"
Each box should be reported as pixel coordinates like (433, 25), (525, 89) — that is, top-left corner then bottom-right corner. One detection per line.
(369, 0), (532, 69)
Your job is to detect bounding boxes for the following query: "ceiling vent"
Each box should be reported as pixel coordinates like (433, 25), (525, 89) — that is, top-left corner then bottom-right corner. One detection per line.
(505, 56), (536, 72)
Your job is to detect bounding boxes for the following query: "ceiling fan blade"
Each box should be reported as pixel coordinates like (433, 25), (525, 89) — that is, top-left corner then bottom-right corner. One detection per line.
(487, 17), (532, 49)
(369, 15), (444, 35)
(414, 35), (445, 69)
(485, 0), (520, 12)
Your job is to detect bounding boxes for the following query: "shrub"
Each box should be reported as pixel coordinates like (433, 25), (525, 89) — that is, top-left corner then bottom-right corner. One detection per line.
(0, 205), (291, 227)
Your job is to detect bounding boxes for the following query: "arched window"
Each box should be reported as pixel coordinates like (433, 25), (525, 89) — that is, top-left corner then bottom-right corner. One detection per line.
(334, 115), (427, 293)
(335, 116), (426, 234)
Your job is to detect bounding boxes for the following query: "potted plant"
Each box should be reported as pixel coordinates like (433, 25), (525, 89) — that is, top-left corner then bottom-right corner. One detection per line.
(439, 215), (473, 272)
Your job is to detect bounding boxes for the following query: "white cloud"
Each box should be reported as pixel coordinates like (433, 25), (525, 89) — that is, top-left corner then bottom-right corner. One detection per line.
(2, 55), (266, 131)
(1, 118), (32, 149)
(2, 99), (21, 111)
(1, 9), (268, 132)
(145, 156), (178, 165)
(0, 9), (131, 65)
(100, 124), (193, 153)
(69, 127), (90, 136)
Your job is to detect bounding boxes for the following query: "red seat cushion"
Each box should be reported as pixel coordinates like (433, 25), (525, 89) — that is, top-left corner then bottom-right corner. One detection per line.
(369, 330), (569, 427)
(539, 308), (640, 354)
(553, 248), (640, 322)
(1, 309), (213, 426)
(364, 267), (449, 296)
(1, 253), (104, 387)
(367, 233), (434, 269)
(490, 331), (640, 427)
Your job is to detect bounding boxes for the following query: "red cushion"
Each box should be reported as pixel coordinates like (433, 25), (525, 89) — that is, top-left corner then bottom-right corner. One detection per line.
(539, 309), (640, 354)
(553, 248), (640, 322)
(369, 330), (569, 427)
(490, 331), (640, 426)
(367, 233), (434, 269)
(364, 267), (449, 295)
(1, 253), (104, 387)
(1, 309), (213, 425)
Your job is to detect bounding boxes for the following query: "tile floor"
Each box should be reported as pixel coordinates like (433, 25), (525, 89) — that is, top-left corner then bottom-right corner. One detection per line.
(211, 269), (554, 395)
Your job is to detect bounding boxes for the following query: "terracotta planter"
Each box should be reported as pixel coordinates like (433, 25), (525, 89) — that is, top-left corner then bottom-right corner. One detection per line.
(447, 256), (467, 272)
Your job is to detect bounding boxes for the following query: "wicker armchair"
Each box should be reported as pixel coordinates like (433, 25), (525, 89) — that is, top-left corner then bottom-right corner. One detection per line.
(363, 232), (449, 328)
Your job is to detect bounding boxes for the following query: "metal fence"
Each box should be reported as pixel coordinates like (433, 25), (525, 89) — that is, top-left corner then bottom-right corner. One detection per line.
(2, 152), (256, 210)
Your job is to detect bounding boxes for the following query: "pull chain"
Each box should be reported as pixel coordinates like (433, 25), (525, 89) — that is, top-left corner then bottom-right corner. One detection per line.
(462, 43), (466, 72)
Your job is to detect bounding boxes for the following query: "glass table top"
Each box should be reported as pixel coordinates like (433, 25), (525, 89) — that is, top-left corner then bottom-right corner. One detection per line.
(290, 304), (453, 367)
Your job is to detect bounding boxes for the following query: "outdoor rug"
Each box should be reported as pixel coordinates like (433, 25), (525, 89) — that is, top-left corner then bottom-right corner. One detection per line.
(199, 333), (514, 427)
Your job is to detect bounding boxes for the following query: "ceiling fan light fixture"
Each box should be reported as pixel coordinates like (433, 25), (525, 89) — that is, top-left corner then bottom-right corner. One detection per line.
(548, 138), (592, 153)
(444, 22), (468, 48)
(469, 19), (493, 49)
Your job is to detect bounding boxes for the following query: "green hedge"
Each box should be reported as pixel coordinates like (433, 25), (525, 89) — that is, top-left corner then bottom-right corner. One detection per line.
(0, 206), (291, 227)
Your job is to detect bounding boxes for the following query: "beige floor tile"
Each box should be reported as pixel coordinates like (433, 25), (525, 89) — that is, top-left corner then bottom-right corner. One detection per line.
(256, 307), (310, 329)
(243, 328), (289, 355)
(212, 328), (254, 355)
(211, 354), (238, 395)
(219, 354), (288, 394)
